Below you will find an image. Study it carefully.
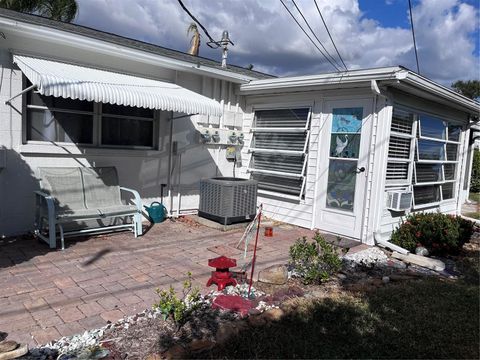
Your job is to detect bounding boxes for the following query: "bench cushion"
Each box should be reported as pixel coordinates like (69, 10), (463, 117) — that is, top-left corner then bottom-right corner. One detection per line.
(39, 167), (85, 211)
(82, 167), (123, 209)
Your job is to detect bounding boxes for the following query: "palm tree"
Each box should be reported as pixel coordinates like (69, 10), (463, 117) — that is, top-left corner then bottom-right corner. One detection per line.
(187, 23), (200, 56)
(0, 0), (78, 22)
(0, 0), (37, 13)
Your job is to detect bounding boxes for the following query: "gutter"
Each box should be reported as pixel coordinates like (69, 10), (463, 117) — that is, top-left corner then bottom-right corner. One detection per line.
(396, 70), (480, 114)
(239, 67), (401, 94)
(0, 17), (256, 84)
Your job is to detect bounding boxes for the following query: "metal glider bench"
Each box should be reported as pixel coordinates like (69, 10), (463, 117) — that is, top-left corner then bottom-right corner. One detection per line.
(34, 167), (143, 250)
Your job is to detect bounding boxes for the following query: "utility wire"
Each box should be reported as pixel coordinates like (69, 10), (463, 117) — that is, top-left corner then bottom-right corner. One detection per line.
(279, 0), (341, 72)
(408, 0), (420, 74)
(313, 0), (348, 71)
(290, 0), (343, 71)
(176, 0), (218, 48)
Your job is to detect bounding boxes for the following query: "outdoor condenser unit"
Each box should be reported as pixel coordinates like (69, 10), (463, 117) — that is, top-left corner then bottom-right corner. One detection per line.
(387, 190), (413, 211)
(199, 177), (258, 225)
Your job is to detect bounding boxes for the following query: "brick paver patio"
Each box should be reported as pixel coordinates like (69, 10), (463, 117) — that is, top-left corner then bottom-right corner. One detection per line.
(0, 218), (359, 347)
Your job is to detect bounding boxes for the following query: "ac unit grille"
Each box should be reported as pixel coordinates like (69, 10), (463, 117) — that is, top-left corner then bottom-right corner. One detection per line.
(199, 177), (258, 225)
(399, 192), (412, 209)
(387, 190), (412, 211)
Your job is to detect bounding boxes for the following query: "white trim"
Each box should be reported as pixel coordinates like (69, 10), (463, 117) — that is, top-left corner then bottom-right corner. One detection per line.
(250, 127), (307, 133)
(0, 17), (257, 83)
(247, 168), (304, 178)
(248, 148), (304, 156)
(240, 67), (479, 114)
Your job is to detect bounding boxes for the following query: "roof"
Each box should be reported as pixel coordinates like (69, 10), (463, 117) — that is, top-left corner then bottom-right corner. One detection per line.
(0, 7), (274, 81)
(240, 66), (480, 115)
(14, 55), (222, 116)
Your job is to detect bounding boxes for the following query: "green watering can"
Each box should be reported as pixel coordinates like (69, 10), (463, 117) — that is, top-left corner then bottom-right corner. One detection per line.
(144, 201), (166, 223)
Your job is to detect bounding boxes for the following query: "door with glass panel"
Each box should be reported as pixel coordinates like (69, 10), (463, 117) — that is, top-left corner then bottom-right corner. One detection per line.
(315, 99), (373, 239)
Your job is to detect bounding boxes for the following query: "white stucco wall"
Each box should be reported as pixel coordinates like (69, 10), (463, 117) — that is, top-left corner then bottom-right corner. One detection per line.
(0, 47), (243, 236)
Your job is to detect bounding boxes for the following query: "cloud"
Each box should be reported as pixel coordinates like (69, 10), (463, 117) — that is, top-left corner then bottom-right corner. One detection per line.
(75, 0), (479, 85)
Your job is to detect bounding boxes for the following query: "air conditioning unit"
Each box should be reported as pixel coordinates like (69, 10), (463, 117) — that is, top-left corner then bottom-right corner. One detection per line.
(387, 190), (412, 211)
(199, 177), (258, 225)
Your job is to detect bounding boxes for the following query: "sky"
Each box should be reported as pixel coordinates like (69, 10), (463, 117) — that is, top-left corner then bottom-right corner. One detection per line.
(74, 0), (480, 85)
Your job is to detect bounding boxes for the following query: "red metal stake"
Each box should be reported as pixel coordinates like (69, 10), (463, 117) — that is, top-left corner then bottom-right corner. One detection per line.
(248, 204), (262, 298)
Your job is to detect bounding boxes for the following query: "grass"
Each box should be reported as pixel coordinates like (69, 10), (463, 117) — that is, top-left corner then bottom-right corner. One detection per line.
(193, 253), (480, 359)
(469, 192), (480, 203)
(465, 212), (480, 220)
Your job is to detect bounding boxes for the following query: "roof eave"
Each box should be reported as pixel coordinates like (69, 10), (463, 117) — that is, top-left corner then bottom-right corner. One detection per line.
(0, 15), (257, 84)
(239, 67), (402, 94)
(240, 67), (480, 115)
(393, 71), (480, 115)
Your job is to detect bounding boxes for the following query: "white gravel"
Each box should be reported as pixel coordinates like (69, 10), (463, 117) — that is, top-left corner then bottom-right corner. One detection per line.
(342, 247), (389, 268)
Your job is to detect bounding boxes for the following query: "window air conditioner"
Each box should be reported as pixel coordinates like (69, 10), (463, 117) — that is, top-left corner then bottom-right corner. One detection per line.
(387, 190), (412, 211)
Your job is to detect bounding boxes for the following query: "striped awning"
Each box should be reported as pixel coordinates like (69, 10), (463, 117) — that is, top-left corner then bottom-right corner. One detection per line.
(13, 55), (222, 116)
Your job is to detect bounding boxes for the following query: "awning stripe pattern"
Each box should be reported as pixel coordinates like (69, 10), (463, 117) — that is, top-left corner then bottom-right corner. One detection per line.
(13, 55), (222, 117)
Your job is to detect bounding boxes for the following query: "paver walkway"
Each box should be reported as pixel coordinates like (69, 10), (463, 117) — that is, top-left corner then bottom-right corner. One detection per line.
(0, 218), (358, 347)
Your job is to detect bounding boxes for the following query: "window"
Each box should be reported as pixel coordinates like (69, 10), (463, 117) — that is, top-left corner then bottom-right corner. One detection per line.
(326, 107), (364, 212)
(385, 108), (416, 185)
(386, 107), (462, 208)
(248, 108), (311, 199)
(26, 88), (94, 144)
(24, 79), (156, 149)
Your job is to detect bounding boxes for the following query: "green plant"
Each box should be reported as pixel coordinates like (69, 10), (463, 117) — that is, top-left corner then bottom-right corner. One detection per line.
(152, 272), (201, 326)
(289, 232), (343, 284)
(390, 213), (474, 255)
(471, 149), (480, 193)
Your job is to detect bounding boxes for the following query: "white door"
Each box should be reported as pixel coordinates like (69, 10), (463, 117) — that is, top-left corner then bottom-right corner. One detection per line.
(315, 99), (373, 239)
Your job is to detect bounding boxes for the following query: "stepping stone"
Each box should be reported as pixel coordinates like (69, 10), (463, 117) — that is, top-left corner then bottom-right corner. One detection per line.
(258, 264), (288, 285)
(0, 344), (28, 360)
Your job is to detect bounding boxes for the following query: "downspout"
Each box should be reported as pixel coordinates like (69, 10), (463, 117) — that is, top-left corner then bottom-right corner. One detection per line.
(374, 231), (409, 254)
(167, 114), (174, 217)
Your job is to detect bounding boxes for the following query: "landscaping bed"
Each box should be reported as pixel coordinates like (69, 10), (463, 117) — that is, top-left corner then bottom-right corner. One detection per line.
(11, 230), (480, 359)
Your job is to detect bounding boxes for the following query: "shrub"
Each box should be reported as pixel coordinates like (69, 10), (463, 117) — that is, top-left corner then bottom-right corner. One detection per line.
(289, 232), (343, 284)
(390, 213), (474, 255)
(152, 272), (201, 327)
(470, 149), (480, 193)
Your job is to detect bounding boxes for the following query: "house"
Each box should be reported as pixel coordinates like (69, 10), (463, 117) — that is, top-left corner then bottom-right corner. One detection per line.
(0, 8), (478, 246)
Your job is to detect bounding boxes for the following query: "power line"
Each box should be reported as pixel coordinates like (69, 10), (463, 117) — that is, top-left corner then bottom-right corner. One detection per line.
(176, 0), (218, 48)
(313, 0), (348, 71)
(279, 0), (341, 72)
(290, 0), (343, 71)
(408, 0), (420, 74)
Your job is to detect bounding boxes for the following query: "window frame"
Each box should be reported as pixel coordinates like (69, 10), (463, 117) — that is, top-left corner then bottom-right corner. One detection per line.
(385, 108), (417, 186)
(22, 78), (158, 150)
(386, 106), (463, 210)
(247, 106), (312, 200)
